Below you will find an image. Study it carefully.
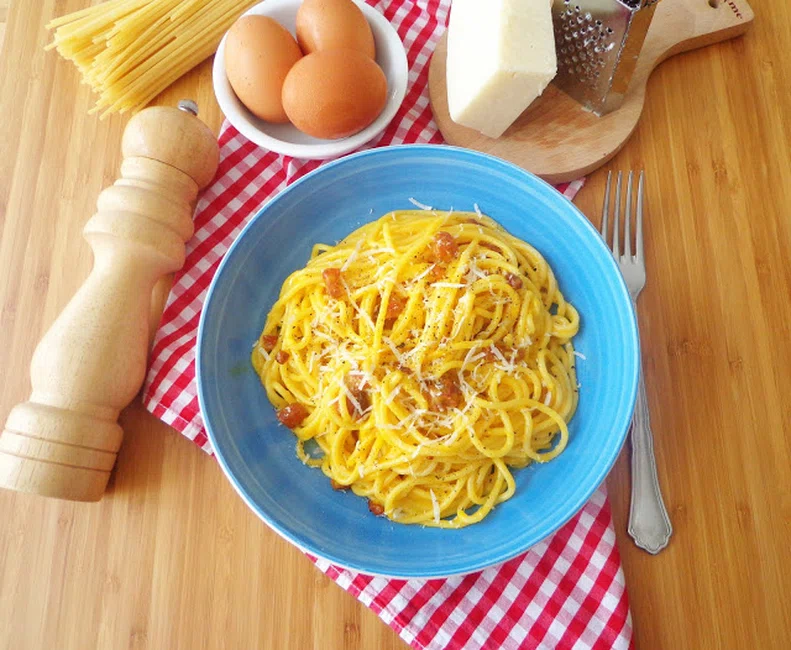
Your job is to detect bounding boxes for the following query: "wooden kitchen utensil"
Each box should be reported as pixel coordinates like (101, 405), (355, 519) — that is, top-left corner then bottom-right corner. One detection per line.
(428, 0), (754, 183)
(0, 102), (219, 502)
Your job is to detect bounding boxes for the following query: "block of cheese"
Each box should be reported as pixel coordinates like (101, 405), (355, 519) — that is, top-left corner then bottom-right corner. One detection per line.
(446, 0), (557, 139)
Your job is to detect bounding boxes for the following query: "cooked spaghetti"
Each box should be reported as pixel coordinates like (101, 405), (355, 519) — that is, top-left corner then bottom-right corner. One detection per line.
(252, 210), (580, 528)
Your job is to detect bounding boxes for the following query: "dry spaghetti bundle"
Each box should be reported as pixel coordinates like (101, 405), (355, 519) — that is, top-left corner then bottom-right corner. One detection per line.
(46, 0), (257, 117)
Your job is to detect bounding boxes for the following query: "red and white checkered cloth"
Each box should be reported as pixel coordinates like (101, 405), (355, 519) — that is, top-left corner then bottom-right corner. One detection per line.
(143, 1), (633, 648)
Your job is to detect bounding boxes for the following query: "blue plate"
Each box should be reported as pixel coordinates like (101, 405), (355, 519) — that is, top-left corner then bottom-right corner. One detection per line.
(197, 145), (638, 578)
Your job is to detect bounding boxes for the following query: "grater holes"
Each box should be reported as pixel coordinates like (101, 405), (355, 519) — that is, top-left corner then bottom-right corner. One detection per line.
(555, 4), (615, 82)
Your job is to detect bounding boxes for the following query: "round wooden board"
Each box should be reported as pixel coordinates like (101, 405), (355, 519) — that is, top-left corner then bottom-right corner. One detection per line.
(427, 0), (754, 183)
(427, 33), (641, 184)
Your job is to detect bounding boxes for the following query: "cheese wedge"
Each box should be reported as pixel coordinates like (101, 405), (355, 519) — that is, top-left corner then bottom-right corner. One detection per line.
(446, 0), (557, 139)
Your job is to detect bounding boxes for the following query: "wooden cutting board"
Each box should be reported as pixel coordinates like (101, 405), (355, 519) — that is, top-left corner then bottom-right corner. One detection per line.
(428, 0), (754, 183)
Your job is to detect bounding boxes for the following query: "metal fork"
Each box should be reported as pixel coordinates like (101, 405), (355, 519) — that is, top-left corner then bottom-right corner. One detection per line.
(601, 171), (672, 555)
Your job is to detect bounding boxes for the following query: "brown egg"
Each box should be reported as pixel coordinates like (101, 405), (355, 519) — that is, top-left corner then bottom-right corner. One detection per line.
(224, 16), (303, 123)
(282, 49), (387, 140)
(296, 0), (375, 59)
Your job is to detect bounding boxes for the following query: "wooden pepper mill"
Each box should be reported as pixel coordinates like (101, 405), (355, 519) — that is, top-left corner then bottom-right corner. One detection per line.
(0, 101), (219, 502)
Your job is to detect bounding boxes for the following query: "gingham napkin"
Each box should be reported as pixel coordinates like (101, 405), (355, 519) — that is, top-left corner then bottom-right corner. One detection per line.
(143, 1), (633, 648)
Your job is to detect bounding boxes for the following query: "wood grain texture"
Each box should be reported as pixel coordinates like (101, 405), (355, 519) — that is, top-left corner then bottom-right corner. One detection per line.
(428, 0), (755, 183)
(1, 0), (790, 649)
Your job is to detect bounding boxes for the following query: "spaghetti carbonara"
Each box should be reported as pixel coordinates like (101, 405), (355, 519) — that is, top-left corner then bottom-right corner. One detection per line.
(252, 210), (580, 528)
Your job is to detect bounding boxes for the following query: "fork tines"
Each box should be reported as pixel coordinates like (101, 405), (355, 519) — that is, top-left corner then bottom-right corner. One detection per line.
(601, 170), (645, 261)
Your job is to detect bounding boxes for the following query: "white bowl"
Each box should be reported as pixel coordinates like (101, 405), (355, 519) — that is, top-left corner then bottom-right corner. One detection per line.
(213, 0), (408, 160)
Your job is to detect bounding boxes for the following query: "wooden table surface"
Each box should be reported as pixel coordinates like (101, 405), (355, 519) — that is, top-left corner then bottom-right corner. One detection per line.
(1, 1), (789, 649)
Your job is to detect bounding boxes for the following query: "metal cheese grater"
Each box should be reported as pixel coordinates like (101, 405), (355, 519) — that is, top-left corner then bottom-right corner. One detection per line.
(552, 0), (661, 115)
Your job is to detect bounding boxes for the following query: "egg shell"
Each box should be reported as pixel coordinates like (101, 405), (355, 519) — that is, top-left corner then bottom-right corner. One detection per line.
(296, 0), (375, 59)
(282, 49), (387, 140)
(224, 15), (303, 123)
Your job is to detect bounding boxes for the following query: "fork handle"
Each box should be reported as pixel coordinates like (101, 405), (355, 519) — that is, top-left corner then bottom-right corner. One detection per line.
(627, 366), (673, 554)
